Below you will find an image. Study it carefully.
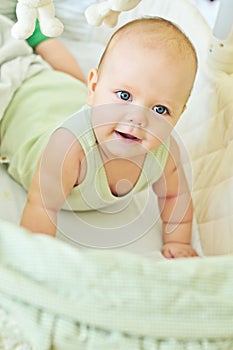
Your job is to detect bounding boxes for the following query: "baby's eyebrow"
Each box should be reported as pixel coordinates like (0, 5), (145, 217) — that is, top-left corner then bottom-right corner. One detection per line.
(116, 84), (134, 92)
(159, 99), (175, 107)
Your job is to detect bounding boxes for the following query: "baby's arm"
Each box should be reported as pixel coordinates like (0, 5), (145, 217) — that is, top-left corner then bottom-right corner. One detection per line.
(34, 38), (87, 83)
(20, 128), (82, 236)
(26, 20), (86, 83)
(153, 137), (198, 258)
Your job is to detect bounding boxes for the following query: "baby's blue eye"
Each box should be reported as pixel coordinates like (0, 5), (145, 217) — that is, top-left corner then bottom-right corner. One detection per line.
(153, 105), (169, 115)
(117, 91), (131, 101)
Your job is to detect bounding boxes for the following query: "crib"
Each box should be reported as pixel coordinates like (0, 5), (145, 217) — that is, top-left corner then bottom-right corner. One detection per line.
(0, 0), (233, 348)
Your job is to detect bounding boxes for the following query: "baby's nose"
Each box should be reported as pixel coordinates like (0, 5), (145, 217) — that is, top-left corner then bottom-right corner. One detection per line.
(125, 108), (148, 127)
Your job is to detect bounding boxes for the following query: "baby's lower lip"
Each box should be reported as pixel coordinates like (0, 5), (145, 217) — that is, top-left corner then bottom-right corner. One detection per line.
(115, 130), (141, 142)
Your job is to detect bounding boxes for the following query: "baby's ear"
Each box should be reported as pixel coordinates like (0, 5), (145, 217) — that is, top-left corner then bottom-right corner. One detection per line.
(87, 68), (98, 105)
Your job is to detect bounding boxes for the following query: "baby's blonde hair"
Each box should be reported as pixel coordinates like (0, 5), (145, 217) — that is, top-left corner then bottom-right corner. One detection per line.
(98, 17), (198, 74)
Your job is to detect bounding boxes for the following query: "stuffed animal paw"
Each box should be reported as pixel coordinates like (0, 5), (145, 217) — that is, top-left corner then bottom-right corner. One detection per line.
(85, 0), (142, 27)
(11, 0), (64, 40)
(85, 1), (120, 27)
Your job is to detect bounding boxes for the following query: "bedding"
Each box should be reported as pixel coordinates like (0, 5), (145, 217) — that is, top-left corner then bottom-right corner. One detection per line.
(0, 305), (31, 350)
(0, 219), (233, 350)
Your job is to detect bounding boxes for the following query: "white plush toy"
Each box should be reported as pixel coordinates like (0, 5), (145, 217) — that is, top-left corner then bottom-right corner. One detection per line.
(11, 0), (64, 40)
(85, 0), (142, 27)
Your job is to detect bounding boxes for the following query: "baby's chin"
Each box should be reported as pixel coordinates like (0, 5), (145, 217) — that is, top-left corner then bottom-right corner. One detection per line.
(99, 141), (148, 159)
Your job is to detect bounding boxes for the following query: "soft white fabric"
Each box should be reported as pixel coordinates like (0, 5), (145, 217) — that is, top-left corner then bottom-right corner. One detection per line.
(0, 219), (232, 350)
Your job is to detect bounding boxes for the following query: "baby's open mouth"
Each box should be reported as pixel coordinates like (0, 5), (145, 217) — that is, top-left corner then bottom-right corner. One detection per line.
(115, 130), (140, 141)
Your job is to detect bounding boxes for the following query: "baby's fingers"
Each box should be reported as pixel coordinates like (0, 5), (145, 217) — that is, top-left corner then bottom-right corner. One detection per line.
(173, 248), (198, 258)
(162, 244), (199, 259)
(162, 246), (174, 259)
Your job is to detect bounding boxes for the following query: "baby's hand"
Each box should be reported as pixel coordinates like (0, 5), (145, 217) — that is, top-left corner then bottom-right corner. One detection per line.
(162, 242), (198, 259)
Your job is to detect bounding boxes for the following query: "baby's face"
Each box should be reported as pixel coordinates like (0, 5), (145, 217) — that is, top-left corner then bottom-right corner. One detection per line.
(87, 39), (196, 157)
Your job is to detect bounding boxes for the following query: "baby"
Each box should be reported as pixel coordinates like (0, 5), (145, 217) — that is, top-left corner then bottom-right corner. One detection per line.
(1, 17), (198, 258)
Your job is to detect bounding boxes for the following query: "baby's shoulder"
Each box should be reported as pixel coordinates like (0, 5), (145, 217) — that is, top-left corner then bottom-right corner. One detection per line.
(49, 127), (85, 164)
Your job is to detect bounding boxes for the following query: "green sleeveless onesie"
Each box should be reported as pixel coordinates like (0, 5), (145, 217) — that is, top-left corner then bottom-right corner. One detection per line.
(0, 70), (87, 190)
